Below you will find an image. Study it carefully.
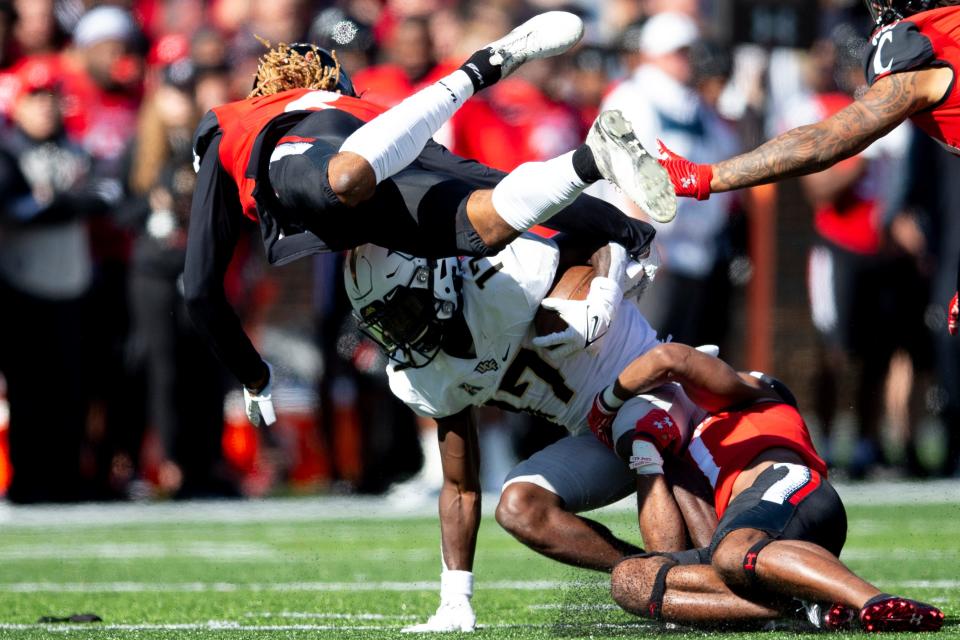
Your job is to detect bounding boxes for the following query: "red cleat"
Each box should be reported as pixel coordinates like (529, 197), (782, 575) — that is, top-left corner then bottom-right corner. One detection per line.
(859, 595), (944, 632)
(821, 602), (857, 631)
(798, 600), (857, 630)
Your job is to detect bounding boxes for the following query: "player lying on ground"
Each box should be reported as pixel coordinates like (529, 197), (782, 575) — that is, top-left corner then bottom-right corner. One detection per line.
(586, 343), (944, 632)
(655, 0), (960, 335)
(183, 11), (676, 427)
(343, 234), (713, 632)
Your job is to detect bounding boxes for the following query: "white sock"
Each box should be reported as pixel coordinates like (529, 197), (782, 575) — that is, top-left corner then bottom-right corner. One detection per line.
(440, 569), (473, 604)
(339, 70), (474, 183)
(491, 151), (588, 232)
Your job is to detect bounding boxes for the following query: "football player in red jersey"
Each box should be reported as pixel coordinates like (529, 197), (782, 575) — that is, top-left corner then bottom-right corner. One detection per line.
(656, 0), (960, 335)
(587, 343), (944, 631)
(183, 12), (677, 426)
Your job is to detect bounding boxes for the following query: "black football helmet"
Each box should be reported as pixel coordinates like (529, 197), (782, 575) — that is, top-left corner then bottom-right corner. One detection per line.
(864, 0), (937, 26)
(749, 371), (799, 409)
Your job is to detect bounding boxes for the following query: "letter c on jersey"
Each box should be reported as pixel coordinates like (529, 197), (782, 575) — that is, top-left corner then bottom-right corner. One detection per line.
(873, 30), (895, 76)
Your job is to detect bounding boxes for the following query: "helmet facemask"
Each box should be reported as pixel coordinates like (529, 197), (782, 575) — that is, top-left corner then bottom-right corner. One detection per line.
(351, 253), (460, 369)
(864, 0), (936, 26)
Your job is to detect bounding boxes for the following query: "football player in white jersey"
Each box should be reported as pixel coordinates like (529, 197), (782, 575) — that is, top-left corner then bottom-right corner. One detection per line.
(343, 234), (713, 632)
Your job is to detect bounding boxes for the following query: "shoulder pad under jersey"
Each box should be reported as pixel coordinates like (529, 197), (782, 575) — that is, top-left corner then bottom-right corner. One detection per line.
(866, 20), (936, 85)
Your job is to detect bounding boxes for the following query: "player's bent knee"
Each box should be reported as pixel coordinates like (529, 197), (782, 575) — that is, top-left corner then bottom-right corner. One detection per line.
(712, 529), (771, 589)
(495, 483), (551, 538)
(610, 558), (659, 617)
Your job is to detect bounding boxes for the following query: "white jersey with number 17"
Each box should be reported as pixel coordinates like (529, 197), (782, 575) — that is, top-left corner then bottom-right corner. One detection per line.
(387, 234), (660, 434)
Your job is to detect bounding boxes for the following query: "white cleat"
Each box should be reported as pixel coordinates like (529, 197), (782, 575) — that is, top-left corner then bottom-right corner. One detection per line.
(483, 11), (584, 79)
(401, 600), (476, 633)
(586, 110), (678, 223)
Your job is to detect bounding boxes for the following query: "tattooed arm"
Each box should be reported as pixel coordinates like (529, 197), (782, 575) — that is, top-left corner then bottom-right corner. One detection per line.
(709, 67), (952, 193)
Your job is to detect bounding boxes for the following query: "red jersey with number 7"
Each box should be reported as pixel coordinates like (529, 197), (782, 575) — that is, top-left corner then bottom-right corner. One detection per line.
(866, 6), (960, 154)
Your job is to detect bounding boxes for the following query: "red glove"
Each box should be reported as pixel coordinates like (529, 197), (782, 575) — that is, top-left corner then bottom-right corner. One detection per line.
(587, 392), (618, 449)
(949, 292), (959, 335)
(657, 140), (713, 201)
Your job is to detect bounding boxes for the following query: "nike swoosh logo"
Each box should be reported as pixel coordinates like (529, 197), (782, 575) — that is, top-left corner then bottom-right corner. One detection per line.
(586, 316), (601, 347)
(502, 345), (510, 361)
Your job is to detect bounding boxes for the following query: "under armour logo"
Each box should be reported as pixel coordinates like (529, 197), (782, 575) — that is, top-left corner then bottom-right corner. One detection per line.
(743, 552), (758, 571)
(474, 359), (499, 374)
(680, 175), (697, 188)
(653, 416), (674, 431)
(911, 614), (924, 626)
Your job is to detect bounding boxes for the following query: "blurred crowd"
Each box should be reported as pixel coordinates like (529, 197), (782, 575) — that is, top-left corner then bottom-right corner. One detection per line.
(0, 0), (958, 504)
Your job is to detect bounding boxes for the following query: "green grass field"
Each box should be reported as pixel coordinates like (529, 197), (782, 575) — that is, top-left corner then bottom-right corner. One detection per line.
(0, 489), (956, 639)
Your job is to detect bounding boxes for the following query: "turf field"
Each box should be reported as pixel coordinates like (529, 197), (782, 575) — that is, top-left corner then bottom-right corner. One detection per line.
(0, 483), (957, 639)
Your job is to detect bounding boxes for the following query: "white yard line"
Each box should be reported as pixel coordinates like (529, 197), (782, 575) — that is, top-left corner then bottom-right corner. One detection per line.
(890, 579), (960, 589)
(245, 612), (418, 620)
(0, 621), (652, 633)
(0, 575), (950, 594)
(0, 542), (279, 561)
(0, 480), (956, 528)
(0, 579), (595, 593)
(528, 603), (621, 611)
(841, 549), (960, 561)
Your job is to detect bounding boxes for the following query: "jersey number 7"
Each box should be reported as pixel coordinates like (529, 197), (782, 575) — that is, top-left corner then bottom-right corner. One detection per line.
(487, 348), (574, 417)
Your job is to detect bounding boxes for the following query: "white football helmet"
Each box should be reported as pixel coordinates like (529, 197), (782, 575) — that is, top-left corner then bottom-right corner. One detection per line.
(343, 245), (460, 369)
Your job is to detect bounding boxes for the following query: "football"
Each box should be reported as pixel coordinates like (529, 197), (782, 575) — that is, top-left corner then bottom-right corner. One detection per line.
(533, 265), (595, 336)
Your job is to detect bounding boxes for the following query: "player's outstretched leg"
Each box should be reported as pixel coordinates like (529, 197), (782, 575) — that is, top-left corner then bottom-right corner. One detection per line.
(336, 12), (583, 189)
(479, 110), (675, 241)
(711, 531), (945, 633)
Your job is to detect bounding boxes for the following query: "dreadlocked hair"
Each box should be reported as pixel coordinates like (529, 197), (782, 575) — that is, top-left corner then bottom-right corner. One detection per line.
(248, 37), (342, 98)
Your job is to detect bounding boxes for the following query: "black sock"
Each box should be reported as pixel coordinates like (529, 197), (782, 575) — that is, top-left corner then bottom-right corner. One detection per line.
(572, 143), (603, 183)
(459, 48), (501, 92)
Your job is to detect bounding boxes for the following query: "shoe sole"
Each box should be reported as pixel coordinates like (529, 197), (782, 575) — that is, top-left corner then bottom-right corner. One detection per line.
(488, 12), (584, 77)
(591, 111), (677, 223)
(861, 598), (944, 632)
(821, 603), (857, 631)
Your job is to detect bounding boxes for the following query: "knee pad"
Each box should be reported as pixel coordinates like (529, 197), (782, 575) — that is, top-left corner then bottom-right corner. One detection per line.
(741, 538), (774, 587)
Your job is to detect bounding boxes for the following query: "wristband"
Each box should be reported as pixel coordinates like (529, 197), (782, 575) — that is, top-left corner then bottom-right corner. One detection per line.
(602, 385), (624, 411)
(629, 438), (664, 475)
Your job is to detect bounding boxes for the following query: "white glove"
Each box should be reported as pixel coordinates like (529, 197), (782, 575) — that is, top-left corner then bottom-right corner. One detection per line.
(243, 363), (277, 427)
(532, 276), (623, 357)
(401, 597), (476, 633)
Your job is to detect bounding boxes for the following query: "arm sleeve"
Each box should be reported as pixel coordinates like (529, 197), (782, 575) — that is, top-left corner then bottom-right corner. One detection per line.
(183, 133), (268, 387)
